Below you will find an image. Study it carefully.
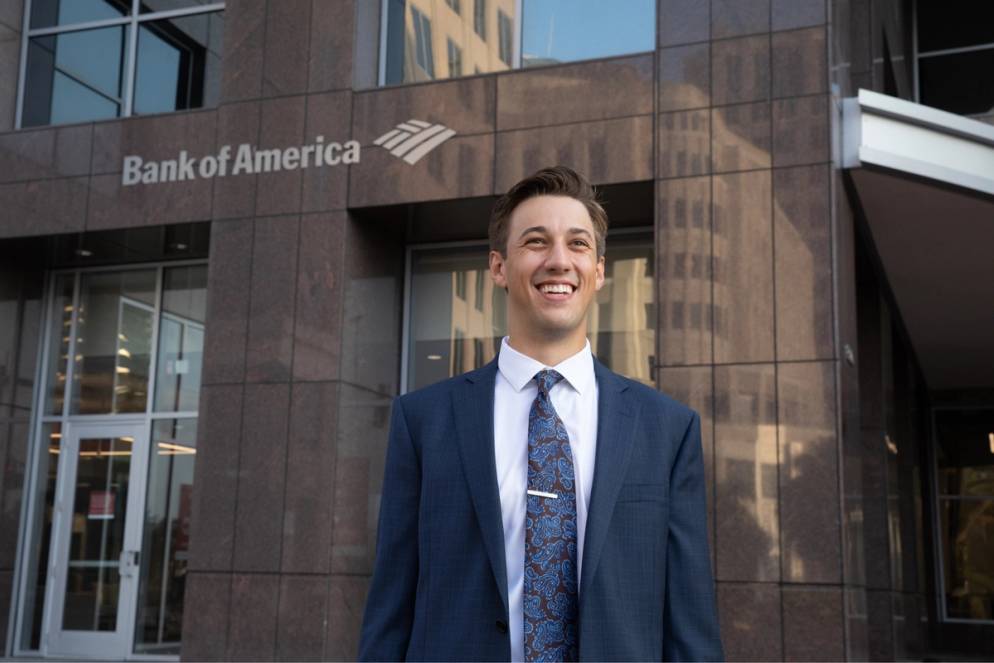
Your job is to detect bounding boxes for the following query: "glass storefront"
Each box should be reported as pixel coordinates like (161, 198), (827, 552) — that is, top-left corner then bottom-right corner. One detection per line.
(16, 262), (206, 658)
(405, 231), (654, 391)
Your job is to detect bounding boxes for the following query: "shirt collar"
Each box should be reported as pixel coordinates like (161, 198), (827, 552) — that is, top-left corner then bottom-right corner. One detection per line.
(497, 336), (595, 395)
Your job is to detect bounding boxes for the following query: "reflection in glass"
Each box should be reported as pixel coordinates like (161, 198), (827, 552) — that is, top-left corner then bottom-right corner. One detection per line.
(20, 423), (62, 650)
(134, 12), (224, 115)
(44, 275), (75, 415)
(521, 0), (655, 67)
(70, 270), (156, 415)
(22, 27), (129, 127)
(134, 419), (197, 655)
(62, 436), (133, 631)
(30, 0), (129, 30)
(384, 0), (516, 84)
(936, 409), (994, 497)
(919, 48), (994, 117)
(154, 266), (207, 412)
(406, 234), (654, 391)
(941, 498), (994, 620)
(140, 0), (216, 13)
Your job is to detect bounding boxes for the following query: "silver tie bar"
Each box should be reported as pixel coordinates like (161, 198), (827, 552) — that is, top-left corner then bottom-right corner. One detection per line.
(527, 489), (558, 499)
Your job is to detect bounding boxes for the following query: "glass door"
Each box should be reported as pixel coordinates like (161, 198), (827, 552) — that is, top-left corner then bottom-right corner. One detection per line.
(44, 420), (150, 659)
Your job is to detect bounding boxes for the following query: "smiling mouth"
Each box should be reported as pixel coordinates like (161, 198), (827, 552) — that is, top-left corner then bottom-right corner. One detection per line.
(536, 282), (576, 298)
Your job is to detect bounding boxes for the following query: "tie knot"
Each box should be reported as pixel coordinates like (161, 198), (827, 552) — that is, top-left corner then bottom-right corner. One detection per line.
(534, 369), (564, 395)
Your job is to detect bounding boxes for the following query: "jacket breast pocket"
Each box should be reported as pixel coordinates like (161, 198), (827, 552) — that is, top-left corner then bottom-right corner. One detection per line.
(616, 483), (667, 504)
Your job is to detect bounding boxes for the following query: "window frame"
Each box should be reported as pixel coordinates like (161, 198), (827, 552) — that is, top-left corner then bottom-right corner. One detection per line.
(15, 0), (225, 129)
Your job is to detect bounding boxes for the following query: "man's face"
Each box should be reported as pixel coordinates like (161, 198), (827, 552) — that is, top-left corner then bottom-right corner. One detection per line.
(489, 195), (605, 342)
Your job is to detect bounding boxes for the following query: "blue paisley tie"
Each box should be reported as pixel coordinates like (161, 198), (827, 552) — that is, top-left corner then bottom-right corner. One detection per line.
(524, 369), (579, 662)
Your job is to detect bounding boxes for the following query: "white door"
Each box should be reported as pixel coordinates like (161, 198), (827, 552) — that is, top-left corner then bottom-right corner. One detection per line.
(44, 420), (150, 659)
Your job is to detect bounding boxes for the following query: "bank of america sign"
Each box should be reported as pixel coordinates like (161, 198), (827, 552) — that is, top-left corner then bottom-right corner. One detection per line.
(120, 119), (456, 186)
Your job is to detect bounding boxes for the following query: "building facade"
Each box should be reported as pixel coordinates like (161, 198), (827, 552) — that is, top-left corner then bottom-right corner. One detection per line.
(0, 0), (992, 660)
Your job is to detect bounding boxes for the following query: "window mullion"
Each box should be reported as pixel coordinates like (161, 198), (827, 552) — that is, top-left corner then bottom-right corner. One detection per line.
(123, 13), (139, 117)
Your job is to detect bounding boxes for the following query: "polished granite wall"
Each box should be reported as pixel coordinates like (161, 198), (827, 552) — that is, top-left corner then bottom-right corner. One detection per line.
(0, 0), (925, 660)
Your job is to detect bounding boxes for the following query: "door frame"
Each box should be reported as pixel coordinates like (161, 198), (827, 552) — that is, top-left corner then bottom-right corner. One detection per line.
(43, 418), (151, 660)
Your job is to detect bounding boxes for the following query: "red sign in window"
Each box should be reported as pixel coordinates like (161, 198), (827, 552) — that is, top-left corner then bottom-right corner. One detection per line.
(88, 490), (115, 520)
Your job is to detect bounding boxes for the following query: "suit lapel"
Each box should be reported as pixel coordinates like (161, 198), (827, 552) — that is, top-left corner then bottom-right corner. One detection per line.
(579, 360), (640, 603)
(452, 359), (509, 614)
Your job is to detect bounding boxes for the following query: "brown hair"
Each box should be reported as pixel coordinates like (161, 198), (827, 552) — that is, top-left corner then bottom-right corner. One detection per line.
(489, 165), (608, 258)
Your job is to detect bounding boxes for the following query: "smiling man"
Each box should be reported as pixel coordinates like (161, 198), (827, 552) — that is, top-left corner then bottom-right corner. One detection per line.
(359, 166), (723, 662)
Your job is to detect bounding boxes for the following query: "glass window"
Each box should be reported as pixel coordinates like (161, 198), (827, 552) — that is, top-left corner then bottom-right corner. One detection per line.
(445, 0), (461, 15)
(70, 270), (156, 415)
(935, 408), (994, 622)
(497, 9), (513, 66)
(154, 266), (206, 412)
(916, 3), (994, 53)
(134, 418), (197, 655)
(20, 4), (224, 128)
(410, 5), (435, 78)
(522, 0), (655, 67)
(44, 275), (75, 415)
(918, 49), (994, 117)
(133, 12), (224, 115)
(29, 0), (129, 30)
(405, 232), (654, 391)
(473, 0), (487, 39)
(447, 37), (463, 76)
(22, 26), (130, 127)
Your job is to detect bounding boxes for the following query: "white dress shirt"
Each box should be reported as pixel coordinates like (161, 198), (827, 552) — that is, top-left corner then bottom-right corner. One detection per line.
(494, 336), (599, 662)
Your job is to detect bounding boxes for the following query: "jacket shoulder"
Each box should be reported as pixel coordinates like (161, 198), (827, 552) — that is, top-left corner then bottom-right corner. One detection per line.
(610, 371), (698, 429)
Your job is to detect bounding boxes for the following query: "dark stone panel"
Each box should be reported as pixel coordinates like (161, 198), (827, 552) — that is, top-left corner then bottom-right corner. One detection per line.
(712, 0), (771, 39)
(233, 382), (290, 573)
(0, 1), (21, 27)
(496, 55), (653, 131)
(227, 573), (280, 661)
(201, 219), (253, 385)
(338, 214), (404, 396)
(712, 170), (774, 364)
(866, 588), (895, 660)
(325, 574), (370, 661)
(292, 212), (346, 382)
(301, 91), (351, 213)
(213, 101), (261, 220)
(351, 76), (495, 144)
(846, 587), (870, 661)
(0, 124), (93, 182)
(777, 361), (841, 584)
(0, 421), (27, 568)
(861, 428), (891, 590)
(0, 568), (11, 649)
(655, 176), (713, 366)
(717, 582), (783, 661)
(714, 364), (780, 582)
(331, 383), (391, 574)
(711, 101), (771, 173)
(657, 365), (716, 571)
(658, 43), (710, 111)
(91, 110), (217, 175)
(179, 572), (231, 661)
(86, 173), (213, 231)
(772, 95), (829, 167)
(782, 586), (845, 661)
(308, 0), (354, 93)
(0, 20), (20, 132)
(773, 164), (833, 361)
(658, 0), (710, 47)
(276, 574), (328, 661)
(255, 96), (307, 216)
(658, 109), (711, 177)
(219, 0), (266, 102)
(0, 177), (88, 238)
(495, 116), (652, 191)
(282, 381), (338, 574)
(245, 216), (299, 383)
(772, 27), (828, 98)
(262, 0), (312, 96)
(349, 132), (494, 207)
(772, 0), (825, 30)
(188, 384), (242, 572)
(711, 34), (771, 106)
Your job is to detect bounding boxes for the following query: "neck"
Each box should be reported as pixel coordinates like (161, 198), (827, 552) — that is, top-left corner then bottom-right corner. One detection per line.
(505, 330), (587, 367)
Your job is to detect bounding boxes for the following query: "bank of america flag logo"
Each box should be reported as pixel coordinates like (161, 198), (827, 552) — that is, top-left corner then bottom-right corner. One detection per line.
(374, 119), (456, 165)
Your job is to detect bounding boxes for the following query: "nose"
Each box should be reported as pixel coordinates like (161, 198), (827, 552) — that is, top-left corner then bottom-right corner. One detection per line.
(544, 237), (572, 272)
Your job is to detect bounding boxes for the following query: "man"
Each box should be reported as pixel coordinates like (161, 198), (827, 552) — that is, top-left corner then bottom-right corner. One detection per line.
(359, 166), (723, 661)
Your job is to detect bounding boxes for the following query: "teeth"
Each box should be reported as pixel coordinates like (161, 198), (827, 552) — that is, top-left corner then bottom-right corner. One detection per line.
(540, 283), (573, 294)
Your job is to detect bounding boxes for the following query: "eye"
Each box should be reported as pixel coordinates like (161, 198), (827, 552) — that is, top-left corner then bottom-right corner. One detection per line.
(525, 236), (545, 245)
(571, 239), (590, 248)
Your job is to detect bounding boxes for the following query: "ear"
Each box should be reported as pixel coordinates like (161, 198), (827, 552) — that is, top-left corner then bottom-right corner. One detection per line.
(489, 250), (507, 289)
(594, 255), (606, 291)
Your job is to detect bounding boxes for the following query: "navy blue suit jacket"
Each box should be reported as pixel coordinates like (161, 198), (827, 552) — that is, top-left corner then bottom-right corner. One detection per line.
(359, 358), (723, 661)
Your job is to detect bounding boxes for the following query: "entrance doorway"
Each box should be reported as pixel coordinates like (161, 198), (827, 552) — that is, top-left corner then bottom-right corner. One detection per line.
(45, 420), (149, 659)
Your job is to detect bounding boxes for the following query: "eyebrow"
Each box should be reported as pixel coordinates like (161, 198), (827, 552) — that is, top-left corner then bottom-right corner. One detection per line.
(517, 226), (594, 240)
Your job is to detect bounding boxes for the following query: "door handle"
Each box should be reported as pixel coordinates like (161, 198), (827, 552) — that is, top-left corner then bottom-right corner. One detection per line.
(120, 549), (140, 577)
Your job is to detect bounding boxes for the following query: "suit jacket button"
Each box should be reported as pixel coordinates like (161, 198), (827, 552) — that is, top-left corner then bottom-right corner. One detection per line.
(496, 620), (508, 634)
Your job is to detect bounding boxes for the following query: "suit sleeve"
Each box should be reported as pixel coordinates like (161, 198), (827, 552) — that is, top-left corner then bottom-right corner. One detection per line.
(662, 411), (725, 662)
(358, 396), (421, 661)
